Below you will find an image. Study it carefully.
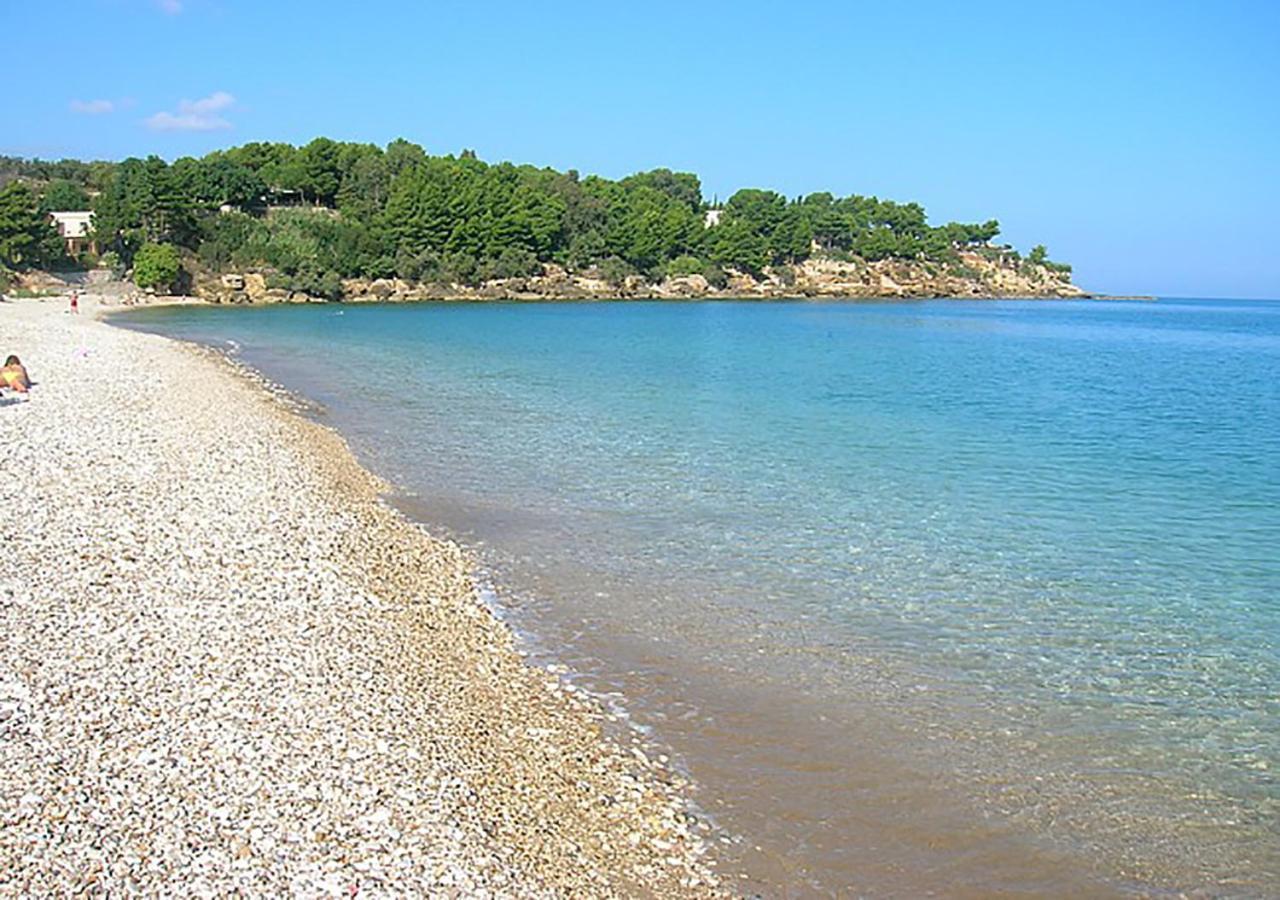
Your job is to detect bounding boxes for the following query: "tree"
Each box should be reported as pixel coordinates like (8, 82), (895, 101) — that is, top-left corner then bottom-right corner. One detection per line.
(0, 182), (62, 268)
(382, 161), (457, 257)
(718, 189), (810, 268)
(1028, 244), (1048, 265)
(298, 138), (341, 205)
(224, 142), (298, 194)
(337, 152), (390, 222)
(1, 136), (1072, 289)
(171, 155), (265, 208)
(42, 179), (90, 211)
(90, 156), (198, 253)
(620, 169), (703, 211)
(709, 218), (769, 274)
(384, 138), (427, 176)
(133, 242), (181, 291)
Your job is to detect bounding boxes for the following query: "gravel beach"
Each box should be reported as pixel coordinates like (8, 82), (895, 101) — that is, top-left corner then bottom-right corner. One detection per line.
(0, 297), (721, 896)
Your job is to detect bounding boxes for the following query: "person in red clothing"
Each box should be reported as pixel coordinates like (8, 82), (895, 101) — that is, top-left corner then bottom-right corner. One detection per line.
(69, 291), (79, 314)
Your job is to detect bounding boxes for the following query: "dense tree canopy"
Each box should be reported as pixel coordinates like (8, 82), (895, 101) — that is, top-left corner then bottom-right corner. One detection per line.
(41, 179), (90, 211)
(0, 182), (63, 270)
(1, 138), (1070, 292)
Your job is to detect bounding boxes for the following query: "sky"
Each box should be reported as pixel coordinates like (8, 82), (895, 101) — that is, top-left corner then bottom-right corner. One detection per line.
(4, 0), (1278, 298)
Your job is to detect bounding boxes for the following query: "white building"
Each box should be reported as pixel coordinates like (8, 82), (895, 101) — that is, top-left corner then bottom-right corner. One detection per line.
(49, 210), (96, 256)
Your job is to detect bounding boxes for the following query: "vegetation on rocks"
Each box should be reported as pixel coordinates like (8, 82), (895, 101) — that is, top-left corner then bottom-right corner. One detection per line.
(0, 140), (1076, 298)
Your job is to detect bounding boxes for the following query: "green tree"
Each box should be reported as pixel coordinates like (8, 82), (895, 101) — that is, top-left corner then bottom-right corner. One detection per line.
(709, 218), (769, 274)
(0, 182), (62, 268)
(42, 179), (90, 211)
(620, 169), (703, 211)
(337, 152), (389, 222)
(91, 156), (198, 253)
(196, 210), (267, 270)
(171, 155), (265, 208)
(384, 138), (427, 176)
(716, 189), (810, 269)
(3, 135), (1072, 290)
(133, 242), (181, 291)
(297, 137), (341, 205)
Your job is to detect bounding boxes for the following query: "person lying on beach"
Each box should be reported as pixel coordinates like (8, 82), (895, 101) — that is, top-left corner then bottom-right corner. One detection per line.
(1, 355), (31, 393)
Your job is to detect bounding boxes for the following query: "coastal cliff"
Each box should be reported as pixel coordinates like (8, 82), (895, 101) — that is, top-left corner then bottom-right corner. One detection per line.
(197, 250), (1086, 304)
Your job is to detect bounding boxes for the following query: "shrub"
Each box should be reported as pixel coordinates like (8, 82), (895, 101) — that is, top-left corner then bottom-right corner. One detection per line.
(132, 242), (181, 292)
(99, 250), (123, 276)
(478, 247), (539, 281)
(198, 210), (267, 271)
(267, 264), (343, 300)
(665, 255), (705, 278)
(597, 256), (634, 287)
(701, 263), (728, 289)
(395, 246), (441, 282)
(439, 252), (479, 286)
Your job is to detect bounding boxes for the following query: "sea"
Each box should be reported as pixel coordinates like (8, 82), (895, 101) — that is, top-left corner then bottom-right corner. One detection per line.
(118, 298), (1279, 896)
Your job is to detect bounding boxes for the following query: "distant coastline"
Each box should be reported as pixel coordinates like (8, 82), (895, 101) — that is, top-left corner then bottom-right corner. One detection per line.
(12, 251), (1096, 308)
(12, 246), (1101, 307)
(3, 138), (1082, 309)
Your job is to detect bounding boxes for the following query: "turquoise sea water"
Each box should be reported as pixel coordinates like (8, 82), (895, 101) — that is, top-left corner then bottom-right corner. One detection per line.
(120, 299), (1279, 895)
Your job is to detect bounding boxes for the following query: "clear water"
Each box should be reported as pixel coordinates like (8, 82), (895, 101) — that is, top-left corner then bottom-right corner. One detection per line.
(119, 299), (1280, 895)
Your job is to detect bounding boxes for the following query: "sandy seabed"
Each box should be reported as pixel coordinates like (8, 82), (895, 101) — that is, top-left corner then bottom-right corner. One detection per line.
(0, 296), (721, 897)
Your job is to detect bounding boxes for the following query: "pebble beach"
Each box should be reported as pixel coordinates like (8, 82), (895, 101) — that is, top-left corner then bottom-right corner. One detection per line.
(0, 296), (720, 896)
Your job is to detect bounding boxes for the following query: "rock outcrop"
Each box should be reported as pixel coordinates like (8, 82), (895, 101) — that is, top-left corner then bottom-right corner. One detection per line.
(194, 251), (1087, 305)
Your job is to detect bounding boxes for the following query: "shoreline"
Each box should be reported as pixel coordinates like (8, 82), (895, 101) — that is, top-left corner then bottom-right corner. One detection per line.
(101, 299), (1138, 897)
(63, 296), (1278, 896)
(102, 297), (1279, 898)
(11, 265), (1097, 308)
(0, 295), (722, 895)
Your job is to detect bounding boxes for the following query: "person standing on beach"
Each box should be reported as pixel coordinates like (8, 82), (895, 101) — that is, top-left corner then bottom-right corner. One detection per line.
(69, 291), (79, 314)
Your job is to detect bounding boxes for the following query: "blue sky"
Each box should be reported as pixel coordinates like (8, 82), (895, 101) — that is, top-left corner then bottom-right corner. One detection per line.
(4, 0), (1278, 298)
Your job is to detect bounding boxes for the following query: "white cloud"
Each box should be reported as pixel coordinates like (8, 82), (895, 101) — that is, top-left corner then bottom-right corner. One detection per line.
(70, 99), (116, 115)
(157, 0), (183, 13)
(145, 91), (235, 132)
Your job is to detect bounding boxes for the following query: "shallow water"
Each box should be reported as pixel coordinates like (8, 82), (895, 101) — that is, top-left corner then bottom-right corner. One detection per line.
(120, 298), (1280, 895)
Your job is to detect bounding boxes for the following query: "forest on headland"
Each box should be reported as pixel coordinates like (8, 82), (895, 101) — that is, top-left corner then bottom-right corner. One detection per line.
(0, 137), (1072, 298)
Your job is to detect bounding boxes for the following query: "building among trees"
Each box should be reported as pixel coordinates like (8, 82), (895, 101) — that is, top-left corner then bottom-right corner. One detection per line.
(49, 210), (96, 256)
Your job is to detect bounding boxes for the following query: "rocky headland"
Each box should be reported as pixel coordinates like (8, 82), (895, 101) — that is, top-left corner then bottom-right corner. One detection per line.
(197, 251), (1087, 305)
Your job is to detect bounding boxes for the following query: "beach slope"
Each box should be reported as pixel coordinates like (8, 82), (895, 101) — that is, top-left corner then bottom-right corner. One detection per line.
(0, 298), (718, 896)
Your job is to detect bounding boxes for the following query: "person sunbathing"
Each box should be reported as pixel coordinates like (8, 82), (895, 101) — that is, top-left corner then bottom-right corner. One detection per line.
(1, 355), (31, 393)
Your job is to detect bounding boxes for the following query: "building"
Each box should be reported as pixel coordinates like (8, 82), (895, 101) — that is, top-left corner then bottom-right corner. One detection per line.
(49, 210), (97, 256)
(704, 208), (723, 228)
